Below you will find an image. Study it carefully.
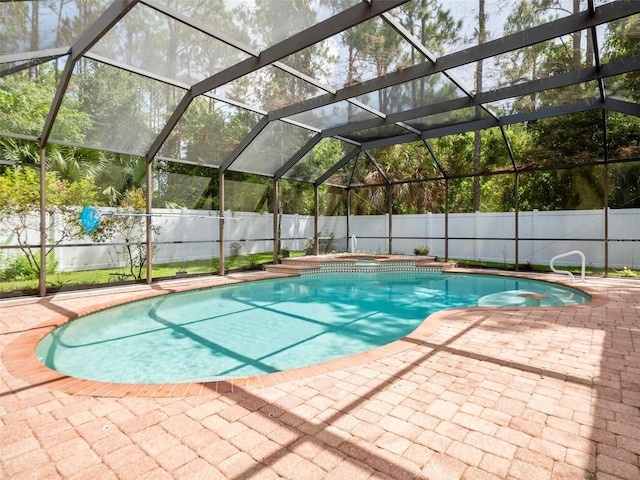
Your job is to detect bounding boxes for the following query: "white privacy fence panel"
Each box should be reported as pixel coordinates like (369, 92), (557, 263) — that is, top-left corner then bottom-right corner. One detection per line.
(4, 208), (638, 271)
(608, 209), (640, 270)
(517, 210), (606, 268)
(349, 215), (388, 254)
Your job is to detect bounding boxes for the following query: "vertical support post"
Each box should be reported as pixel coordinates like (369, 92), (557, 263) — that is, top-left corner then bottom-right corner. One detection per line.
(273, 178), (279, 264)
(39, 147), (47, 297)
(346, 188), (351, 252)
(532, 209), (539, 265)
(603, 110), (609, 277)
(313, 184), (319, 256)
(345, 188), (351, 255)
(515, 170), (520, 271)
(604, 166), (609, 277)
(445, 179), (449, 261)
(426, 212), (431, 254)
(219, 170), (225, 275)
(387, 184), (393, 254)
(145, 158), (153, 284)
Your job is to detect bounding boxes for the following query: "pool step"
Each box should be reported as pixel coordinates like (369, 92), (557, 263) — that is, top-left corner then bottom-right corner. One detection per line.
(264, 257), (457, 275)
(263, 263), (321, 275)
(416, 260), (457, 270)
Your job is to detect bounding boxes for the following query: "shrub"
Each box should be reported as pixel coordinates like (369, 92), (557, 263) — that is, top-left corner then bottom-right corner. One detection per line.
(414, 246), (430, 256)
(0, 252), (58, 281)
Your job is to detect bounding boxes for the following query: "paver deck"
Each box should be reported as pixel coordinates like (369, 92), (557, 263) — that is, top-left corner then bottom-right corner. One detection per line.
(1, 267), (639, 479)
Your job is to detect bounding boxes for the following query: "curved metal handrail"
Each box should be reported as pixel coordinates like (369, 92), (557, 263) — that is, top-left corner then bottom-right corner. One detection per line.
(550, 250), (585, 283)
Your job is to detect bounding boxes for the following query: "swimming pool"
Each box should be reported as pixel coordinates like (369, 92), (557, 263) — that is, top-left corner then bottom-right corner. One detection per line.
(36, 272), (589, 384)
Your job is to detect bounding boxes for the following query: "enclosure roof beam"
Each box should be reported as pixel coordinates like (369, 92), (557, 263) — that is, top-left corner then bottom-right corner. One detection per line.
(315, 147), (362, 187)
(500, 125), (518, 172)
(501, 98), (603, 126)
(0, 48), (69, 78)
(363, 151), (391, 185)
(40, 0), (138, 147)
(270, 0), (640, 122)
(361, 133), (421, 151)
(380, 12), (436, 63)
(604, 99), (640, 118)
(219, 116), (270, 173)
(274, 135), (322, 181)
(422, 140), (447, 178)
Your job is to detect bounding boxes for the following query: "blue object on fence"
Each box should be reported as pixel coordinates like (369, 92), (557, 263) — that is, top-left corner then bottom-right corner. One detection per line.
(79, 205), (101, 234)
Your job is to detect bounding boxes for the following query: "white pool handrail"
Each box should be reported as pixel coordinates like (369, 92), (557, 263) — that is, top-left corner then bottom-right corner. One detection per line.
(550, 250), (585, 283)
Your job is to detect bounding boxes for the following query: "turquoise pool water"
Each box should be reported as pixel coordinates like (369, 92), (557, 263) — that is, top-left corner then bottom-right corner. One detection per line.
(36, 272), (589, 384)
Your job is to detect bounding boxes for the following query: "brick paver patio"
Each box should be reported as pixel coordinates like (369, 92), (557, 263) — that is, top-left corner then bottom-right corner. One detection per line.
(1, 269), (639, 479)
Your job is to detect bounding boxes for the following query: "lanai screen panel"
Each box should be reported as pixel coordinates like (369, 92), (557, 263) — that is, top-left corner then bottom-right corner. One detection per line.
(483, 80), (601, 115)
(370, 141), (444, 182)
(0, 58), (68, 138)
(89, 2), (251, 86)
(516, 111), (605, 170)
(326, 153), (362, 187)
(285, 101), (380, 131)
(480, 126), (516, 173)
(278, 12), (425, 90)
(51, 58), (187, 155)
(486, 31), (596, 92)
(159, 96), (263, 166)
(218, 64), (327, 112)
(409, 107), (492, 133)
(608, 112), (640, 161)
(152, 163), (213, 210)
(354, 73), (468, 115)
(0, 0), (111, 56)
(606, 73), (640, 103)
(282, 138), (357, 183)
(231, 120), (316, 176)
(598, 13), (640, 62)
(155, 0), (362, 52)
(349, 153), (384, 187)
(435, 0), (574, 59)
(343, 123), (413, 144)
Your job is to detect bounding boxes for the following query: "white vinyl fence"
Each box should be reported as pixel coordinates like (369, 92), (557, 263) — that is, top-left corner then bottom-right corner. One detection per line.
(3, 208), (638, 271)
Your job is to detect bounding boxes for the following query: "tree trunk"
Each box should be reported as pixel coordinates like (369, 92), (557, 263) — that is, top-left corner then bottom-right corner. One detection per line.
(572, 0), (581, 69)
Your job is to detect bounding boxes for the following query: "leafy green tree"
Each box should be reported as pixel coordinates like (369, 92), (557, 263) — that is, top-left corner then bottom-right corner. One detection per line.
(0, 166), (98, 279)
(603, 12), (640, 100)
(0, 66), (92, 140)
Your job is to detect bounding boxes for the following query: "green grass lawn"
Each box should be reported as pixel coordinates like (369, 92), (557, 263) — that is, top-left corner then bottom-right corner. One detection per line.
(0, 251), (305, 294)
(1, 252), (637, 296)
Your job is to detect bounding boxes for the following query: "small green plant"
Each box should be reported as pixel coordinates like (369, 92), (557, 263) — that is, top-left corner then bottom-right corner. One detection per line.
(280, 247), (290, 258)
(229, 242), (242, 257)
(303, 238), (314, 254)
(621, 266), (637, 277)
(414, 246), (430, 256)
(0, 252), (58, 281)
